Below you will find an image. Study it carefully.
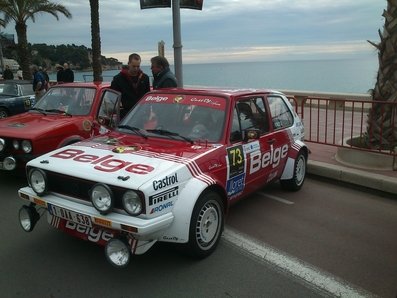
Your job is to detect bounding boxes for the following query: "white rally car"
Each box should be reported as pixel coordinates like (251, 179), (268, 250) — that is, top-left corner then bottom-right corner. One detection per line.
(17, 88), (308, 267)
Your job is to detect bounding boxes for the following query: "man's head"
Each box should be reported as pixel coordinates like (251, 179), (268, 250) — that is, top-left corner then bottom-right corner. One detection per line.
(150, 56), (169, 75)
(128, 53), (142, 76)
(63, 63), (69, 69)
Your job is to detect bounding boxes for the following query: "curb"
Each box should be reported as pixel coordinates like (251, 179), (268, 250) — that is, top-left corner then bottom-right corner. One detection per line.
(307, 160), (397, 195)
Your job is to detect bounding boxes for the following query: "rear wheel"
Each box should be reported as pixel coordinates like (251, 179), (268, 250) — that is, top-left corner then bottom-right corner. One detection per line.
(280, 151), (307, 191)
(0, 107), (9, 118)
(186, 192), (224, 258)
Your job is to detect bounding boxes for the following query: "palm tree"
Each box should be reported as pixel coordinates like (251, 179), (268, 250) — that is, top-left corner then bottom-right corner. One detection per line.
(367, 0), (397, 150)
(89, 0), (102, 82)
(0, 0), (72, 80)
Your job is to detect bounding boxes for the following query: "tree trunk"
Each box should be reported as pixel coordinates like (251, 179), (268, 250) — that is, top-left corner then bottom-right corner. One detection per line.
(90, 0), (102, 82)
(15, 21), (31, 81)
(367, 0), (397, 150)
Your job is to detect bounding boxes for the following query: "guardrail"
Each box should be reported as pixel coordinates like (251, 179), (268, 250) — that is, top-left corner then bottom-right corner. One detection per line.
(283, 90), (396, 161)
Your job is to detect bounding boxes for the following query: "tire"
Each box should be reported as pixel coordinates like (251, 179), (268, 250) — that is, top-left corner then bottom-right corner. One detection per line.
(186, 192), (224, 259)
(280, 151), (307, 191)
(0, 107), (9, 118)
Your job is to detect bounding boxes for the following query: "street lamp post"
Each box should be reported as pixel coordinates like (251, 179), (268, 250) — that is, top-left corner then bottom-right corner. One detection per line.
(172, 0), (183, 87)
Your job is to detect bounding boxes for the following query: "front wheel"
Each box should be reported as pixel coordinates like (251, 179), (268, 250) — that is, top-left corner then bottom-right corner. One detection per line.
(280, 151), (307, 191)
(186, 192), (224, 259)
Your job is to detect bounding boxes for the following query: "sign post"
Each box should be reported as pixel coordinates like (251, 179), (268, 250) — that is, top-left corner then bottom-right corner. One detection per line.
(140, 0), (203, 88)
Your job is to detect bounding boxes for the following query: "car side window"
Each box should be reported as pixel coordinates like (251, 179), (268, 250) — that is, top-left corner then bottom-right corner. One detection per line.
(230, 97), (270, 143)
(268, 96), (294, 130)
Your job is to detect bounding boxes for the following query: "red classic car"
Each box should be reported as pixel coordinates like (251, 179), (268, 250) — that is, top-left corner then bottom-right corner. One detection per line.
(0, 82), (120, 172)
(18, 87), (308, 267)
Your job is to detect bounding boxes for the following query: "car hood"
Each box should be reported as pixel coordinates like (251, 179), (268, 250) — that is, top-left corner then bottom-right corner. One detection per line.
(0, 112), (83, 139)
(27, 134), (221, 189)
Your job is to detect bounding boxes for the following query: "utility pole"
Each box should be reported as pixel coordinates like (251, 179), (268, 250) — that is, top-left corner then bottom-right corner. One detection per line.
(172, 0), (183, 87)
(0, 33), (5, 73)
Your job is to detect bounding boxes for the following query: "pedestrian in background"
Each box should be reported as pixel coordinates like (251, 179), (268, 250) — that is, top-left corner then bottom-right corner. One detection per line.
(56, 64), (64, 83)
(3, 65), (14, 80)
(32, 65), (46, 100)
(111, 53), (150, 118)
(150, 56), (177, 89)
(62, 63), (74, 82)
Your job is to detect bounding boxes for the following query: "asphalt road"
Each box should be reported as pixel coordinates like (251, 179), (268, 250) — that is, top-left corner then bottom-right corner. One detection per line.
(1, 173), (396, 298)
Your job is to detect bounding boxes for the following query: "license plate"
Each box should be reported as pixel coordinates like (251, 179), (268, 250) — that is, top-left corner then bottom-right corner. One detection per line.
(48, 203), (92, 227)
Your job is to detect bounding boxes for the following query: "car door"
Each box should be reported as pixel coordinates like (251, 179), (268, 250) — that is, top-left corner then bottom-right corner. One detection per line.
(226, 96), (274, 197)
(92, 89), (121, 136)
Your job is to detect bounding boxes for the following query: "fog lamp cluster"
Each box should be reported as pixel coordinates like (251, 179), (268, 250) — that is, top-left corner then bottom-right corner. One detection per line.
(90, 183), (143, 216)
(105, 238), (131, 268)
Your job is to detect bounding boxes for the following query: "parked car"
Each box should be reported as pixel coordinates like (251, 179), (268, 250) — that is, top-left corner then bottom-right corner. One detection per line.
(17, 88), (308, 267)
(0, 80), (35, 118)
(0, 82), (120, 172)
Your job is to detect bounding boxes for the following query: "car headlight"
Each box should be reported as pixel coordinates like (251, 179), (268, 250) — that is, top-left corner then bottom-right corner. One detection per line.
(12, 140), (19, 150)
(90, 183), (114, 214)
(0, 138), (5, 152)
(122, 191), (143, 215)
(29, 168), (48, 195)
(21, 140), (32, 153)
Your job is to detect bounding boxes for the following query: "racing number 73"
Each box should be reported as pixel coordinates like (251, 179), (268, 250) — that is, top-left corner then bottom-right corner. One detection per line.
(227, 145), (245, 178)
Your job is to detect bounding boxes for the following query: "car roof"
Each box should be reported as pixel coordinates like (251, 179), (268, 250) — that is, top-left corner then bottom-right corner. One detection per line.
(148, 86), (284, 98)
(51, 81), (112, 88)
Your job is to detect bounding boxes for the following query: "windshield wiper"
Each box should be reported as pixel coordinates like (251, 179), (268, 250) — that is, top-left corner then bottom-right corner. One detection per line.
(44, 109), (72, 117)
(29, 107), (47, 115)
(117, 125), (148, 139)
(147, 129), (193, 144)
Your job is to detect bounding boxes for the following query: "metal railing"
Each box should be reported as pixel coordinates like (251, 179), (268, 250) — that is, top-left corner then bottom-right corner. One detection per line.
(285, 91), (396, 158)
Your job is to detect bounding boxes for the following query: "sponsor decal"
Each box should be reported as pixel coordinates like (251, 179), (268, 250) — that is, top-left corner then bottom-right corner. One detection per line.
(226, 172), (245, 196)
(152, 173), (178, 191)
(243, 141), (260, 154)
(65, 221), (113, 243)
(163, 236), (178, 241)
(150, 201), (174, 214)
(112, 146), (141, 153)
(174, 95), (184, 103)
(51, 148), (154, 174)
(249, 144), (288, 174)
(145, 95), (169, 102)
(149, 186), (178, 206)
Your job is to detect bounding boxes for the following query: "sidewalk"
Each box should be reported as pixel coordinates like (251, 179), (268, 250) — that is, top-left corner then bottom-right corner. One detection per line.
(306, 143), (397, 195)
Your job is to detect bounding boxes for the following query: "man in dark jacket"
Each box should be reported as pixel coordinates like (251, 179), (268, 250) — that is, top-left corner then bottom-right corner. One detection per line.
(150, 56), (177, 89)
(111, 53), (150, 118)
(62, 63), (74, 82)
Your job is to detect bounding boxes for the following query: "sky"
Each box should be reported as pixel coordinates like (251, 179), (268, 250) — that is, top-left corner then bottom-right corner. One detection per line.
(2, 0), (386, 65)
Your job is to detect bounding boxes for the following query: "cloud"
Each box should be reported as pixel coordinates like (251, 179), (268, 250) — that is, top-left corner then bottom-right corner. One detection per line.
(2, 0), (385, 64)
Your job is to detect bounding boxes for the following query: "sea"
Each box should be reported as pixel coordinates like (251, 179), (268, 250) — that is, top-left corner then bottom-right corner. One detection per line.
(48, 58), (379, 95)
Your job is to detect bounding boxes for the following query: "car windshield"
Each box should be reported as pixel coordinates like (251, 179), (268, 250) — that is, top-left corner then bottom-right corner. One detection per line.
(33, 87), (96, 115)
(121, 94), (227, 143)
(0, 83), (18, 96)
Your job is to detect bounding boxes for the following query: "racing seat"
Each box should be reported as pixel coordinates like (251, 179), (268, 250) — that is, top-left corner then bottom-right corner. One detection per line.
(237, 102), (255, 130)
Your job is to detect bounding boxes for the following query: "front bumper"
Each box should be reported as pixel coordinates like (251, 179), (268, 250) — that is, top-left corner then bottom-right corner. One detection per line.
(18, 186), (174, 238)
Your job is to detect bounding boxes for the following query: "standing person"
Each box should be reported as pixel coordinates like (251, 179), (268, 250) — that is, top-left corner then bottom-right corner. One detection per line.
(150, 56), (177, 89)
(39, 67), (50, 91)
(56, 64), (64, 83)
(111, 53), (150, 118)
(62, 63), (74, 82)
(32, 66), (46, 100)
(3, 65), (14, 80)
(16, 67), (23, 80)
